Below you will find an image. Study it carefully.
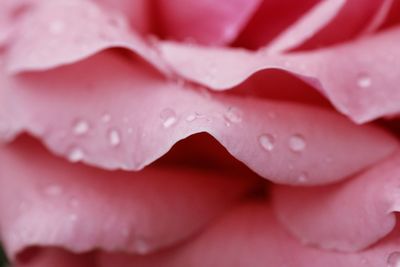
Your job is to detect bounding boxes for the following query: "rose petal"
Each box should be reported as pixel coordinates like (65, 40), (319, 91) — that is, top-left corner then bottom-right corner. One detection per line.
(272, 150), (400, 252)
(4, 0), (168, 74)
(154, 0), (262, 45)
(233, 0), (320, 49)
(0, 136), (253, 259)
(15, 248), (95, 267)
(0, 51), (396, 185)
(379, 0), (400, 30)
(282, 0), (393, 52)
(157, 26), (400, 123)
(98, 202), (400, 267)
(94, 0), (151, 33)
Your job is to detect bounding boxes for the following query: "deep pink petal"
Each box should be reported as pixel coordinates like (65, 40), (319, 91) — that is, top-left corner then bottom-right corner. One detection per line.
(157, 27), (400, 123)
(272, 150), (400, 252)
(97, 203), (400, 267)
(154, 0), (262, 45)
(288, 0), (393, 51)
(0, 51), (396, 185)
(4, 0), (168, 74)
(0, 137), (253, 259)
(233, 0), (319, 49)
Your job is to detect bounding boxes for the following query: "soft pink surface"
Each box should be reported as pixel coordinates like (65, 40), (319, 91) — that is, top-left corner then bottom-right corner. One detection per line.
(0, 137), (253, 260)
(155, 0), (262, 45)
(272, 151), (400, 252)
(0, 51), (396, 185)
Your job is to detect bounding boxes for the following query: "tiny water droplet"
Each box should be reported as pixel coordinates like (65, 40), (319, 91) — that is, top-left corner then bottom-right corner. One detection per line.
(357, 73), (372, 89)
(259, 134), (275, 152)
(224, 107), (242, 124)
(387, 252), (400, 267)
(68, 213), (78, 222)
(73, 120), (89, 136)
(48, 20), (65, 35)
(289, 134), (306, 152)
(297, 172), (309, 183)
(186, 114), (197, 122)
(160, 108), (178, 128)
(127, 127), (133, 134)
(44, 184), (63, 196)
(101, 113), (111, 123)
(108, 129), (121, 147)
(68, 147), (84, 162)
(69, 197), (79, 208)
(135, 238), (151, 254)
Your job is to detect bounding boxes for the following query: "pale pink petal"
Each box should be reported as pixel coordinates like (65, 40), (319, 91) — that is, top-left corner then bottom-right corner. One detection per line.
(0, 51), (396, 185)
(157, 27), (400, 123)
(272, 151), (400, 252)
(98, 203), (400, 267)
(0, 137), (253, 260)
(94, 0), (151, 33)
(5, 0), (168, 74)
(233, 0), (319, 49)
(154, 0), (262, 45)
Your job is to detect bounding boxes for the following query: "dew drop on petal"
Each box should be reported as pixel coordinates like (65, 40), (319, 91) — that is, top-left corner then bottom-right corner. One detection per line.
(289, 134), (306, 152)
(357, 73), (372, 89)
(44, 184), (63, 196)
(224, 107), (243, 124)
(101, 113), (111, 123)
(68, 147), (85, 162)
(387, 252), (400, 267)
(48, 20), (65, 35)
(108, 129), (121, 147)
(186, 114), (197, 122)
(297, 172), (309, 183)
(73, 120), (89, 136)
(160, 108), (178, 128)
(259, 134), (275, 152)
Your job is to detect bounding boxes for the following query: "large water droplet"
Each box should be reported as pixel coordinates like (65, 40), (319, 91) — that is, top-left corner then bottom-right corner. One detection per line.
(259, 134), (275, 152)
(108, 129), (121, 147)
(289, 134), (306, 152)
(73, 120), (89, 136)
(224, 107), (243, 124)
(160, 108), (178, 128)
(68, 147), (84, 162)
(44, 184), (63, 196)
(387, 252), (400, 267)
(357, 73), (372, 89)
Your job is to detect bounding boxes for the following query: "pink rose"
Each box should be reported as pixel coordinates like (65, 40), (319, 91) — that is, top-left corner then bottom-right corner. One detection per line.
(0, 0), (399, 266)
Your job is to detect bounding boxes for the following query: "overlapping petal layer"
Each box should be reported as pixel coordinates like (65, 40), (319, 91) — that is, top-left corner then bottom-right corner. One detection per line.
(157, 27), (400, 123)
(272, 151), (400, 252)
(0, 137), (253, 260)
(97, 203), (400, 267)
(0, 51), (396, 185)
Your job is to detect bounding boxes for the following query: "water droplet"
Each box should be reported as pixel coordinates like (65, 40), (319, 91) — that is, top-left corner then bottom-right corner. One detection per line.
(44, 184), (63, 196)
(48, 20), (65, 35)
(160, 108), (178, 128)
(289, 134), (306, 152)
(108, 129), (121, 147)
(297, 172), (309, 183)
(135, 238), (151, 254)
(259, 134), (275, 152)
(224, 107), (242, 124)
(73, 120), (89, 136)
(357, 73), (372, 89)
(68, 147), (84, 162)
(186, 114), (197, 122)
(101, 113), (111, 123)
(68, 213), (78, 222)
(387, 252), (400, 267)
(127, 127), (133, 134)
